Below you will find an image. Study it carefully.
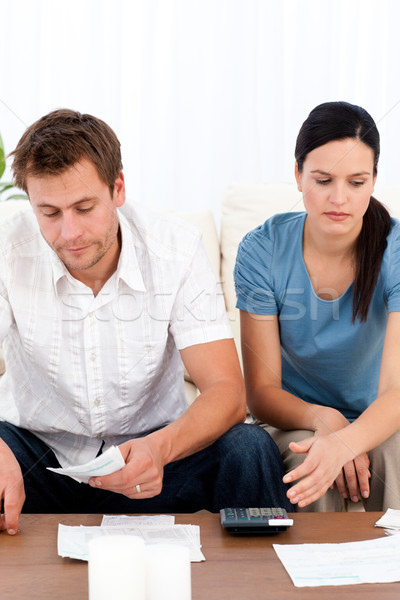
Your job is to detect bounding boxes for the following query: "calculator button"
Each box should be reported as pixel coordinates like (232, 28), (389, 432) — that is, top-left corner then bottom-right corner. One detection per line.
(224, 509), (236, 520)
(249, 508), (261, 519)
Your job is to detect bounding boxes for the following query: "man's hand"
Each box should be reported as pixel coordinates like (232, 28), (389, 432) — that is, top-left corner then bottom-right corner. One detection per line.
(88, 437), (164, 499)
(0, 440), (25, 534)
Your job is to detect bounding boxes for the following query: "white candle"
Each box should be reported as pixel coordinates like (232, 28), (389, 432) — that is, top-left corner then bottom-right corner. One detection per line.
(145, 544), (191, 600)
(88, 535), (146, 600)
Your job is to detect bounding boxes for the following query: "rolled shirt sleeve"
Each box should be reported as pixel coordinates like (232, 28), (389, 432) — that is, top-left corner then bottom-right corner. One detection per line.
(170, 239), (233, 349)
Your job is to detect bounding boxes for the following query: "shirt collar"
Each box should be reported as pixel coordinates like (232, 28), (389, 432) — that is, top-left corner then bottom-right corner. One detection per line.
(116, 210), (146, 292)
(51, 210), (146, 296)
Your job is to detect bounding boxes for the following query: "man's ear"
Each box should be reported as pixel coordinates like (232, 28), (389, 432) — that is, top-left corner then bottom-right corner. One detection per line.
(113, 171), (126, 207)
(294, 162), (302, 192)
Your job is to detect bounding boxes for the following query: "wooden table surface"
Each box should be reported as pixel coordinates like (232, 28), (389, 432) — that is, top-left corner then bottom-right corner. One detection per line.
(0, 511), (397, 599)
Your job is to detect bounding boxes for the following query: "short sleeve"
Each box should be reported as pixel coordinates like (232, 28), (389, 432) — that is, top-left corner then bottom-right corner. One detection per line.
(234, 225), (278, 315)
(170, 238), (233, 349)
(386, 221), (400, 312)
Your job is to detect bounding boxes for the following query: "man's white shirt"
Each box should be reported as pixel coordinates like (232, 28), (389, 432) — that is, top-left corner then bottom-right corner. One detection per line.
(0, 202), (232, 466)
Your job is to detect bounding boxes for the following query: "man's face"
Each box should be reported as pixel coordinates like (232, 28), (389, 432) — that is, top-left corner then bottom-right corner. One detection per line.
(27, 159), (125, 281)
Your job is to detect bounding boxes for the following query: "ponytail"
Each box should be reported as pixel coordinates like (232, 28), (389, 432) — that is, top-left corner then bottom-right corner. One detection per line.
(352, 197), (391, 322)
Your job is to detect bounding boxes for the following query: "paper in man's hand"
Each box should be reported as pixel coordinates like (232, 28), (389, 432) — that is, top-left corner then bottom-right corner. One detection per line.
(47, 445), (125, 483)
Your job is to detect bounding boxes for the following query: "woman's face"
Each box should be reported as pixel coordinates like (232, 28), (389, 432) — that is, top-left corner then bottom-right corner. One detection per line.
(295, 138), (377, 241)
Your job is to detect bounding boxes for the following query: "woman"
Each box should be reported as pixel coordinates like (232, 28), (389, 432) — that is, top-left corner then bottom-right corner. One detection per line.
(234, 101), (400, 511)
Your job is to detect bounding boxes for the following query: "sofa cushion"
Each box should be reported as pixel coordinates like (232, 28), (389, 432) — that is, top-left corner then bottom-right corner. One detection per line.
(373, 184), (400, 220)
(172, 209), (220, 279)
(220, 182), (301, 312)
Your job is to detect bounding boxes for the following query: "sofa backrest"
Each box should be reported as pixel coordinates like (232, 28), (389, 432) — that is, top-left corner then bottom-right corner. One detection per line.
(170, 208), (220, 278)
(220, 182), (300, 312)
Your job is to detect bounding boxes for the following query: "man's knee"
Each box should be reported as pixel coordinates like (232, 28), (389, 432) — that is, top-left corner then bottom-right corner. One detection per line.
(0, 422), (25, 454)
(216, 423), (284, 472)
(0, 422), (58, 471)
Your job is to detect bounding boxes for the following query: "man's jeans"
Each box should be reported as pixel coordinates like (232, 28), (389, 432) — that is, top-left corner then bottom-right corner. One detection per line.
(0, 422), (291, 513)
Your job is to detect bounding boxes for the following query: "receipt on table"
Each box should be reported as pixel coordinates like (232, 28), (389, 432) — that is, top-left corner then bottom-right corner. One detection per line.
(47, 445), (125, 484)
(273, 535), (400, 587)
(57, 520), (205, 562)
(375, 508), (400, 533)
(101, 515), (175, 527)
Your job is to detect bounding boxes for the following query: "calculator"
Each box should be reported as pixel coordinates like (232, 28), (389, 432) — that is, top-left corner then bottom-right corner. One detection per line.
(220, 507), (293, 535)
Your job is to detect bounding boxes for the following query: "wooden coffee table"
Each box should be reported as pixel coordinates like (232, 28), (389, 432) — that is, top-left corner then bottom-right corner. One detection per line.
(0, 512), (397, 599)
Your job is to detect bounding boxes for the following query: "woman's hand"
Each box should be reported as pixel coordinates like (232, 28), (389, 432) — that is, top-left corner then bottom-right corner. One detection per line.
(310, 406), (371, 503)
(334, 452), (370, 503)
(283, 433), (370, 508)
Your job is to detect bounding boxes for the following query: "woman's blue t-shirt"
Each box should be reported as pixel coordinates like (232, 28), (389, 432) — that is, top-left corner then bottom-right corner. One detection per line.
(234, 212), (400, 421)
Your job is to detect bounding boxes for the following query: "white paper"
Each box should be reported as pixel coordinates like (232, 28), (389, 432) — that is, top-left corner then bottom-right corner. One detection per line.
(375, 508), (400, 534)
(101, 515), (175, 527)
(58, 520), (205, 562)
(47, 445), (125, 483)
(273, 535), (400, 587)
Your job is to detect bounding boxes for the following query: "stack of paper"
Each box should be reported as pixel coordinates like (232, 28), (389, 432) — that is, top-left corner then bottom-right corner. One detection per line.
(273, 510), (400, 588)
(375, 508), (400, 535)
(273, 535), (400, 587)
(57, 515), (205, 562)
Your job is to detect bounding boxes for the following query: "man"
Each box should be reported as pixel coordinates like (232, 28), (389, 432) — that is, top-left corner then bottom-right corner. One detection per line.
(0, 109), (289, 535)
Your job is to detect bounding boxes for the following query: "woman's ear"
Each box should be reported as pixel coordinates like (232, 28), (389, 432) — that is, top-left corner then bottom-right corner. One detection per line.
(372, 165), (378, 191)
(294, 162), (302, 192)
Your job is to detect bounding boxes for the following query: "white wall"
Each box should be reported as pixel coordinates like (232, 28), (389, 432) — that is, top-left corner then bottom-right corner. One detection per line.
(1, 0), (400, 218)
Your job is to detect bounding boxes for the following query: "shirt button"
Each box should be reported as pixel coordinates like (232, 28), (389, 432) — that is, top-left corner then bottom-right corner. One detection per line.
(90, 353), (96, 361)
(94, 398), (101, 406)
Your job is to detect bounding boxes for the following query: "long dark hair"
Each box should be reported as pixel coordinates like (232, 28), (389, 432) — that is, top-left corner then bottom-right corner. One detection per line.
(295, 101), (391, 322)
